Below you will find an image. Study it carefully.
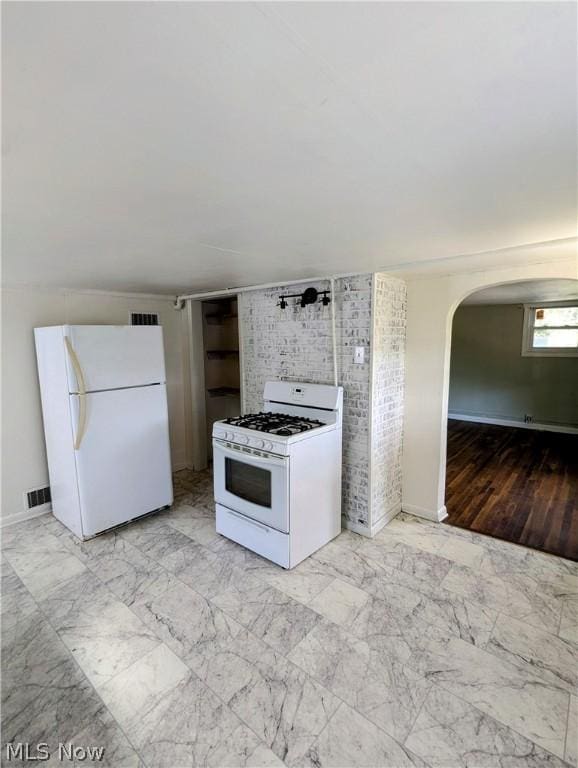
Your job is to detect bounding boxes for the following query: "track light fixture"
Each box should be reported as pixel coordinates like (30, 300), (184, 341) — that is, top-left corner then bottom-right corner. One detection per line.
(277, 287), (331, 310)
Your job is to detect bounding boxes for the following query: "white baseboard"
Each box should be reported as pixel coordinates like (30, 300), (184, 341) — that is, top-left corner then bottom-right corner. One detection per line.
(448, 413), (578, 435)
(344, 519), (371, 538)
(344, 501), (401, 538)
(2, 505), (51, 528)
(172, 448), (194, 471)
(172, 461), (193, 472)
(402, 503), (448, 523)
(371, 501), (402, 536)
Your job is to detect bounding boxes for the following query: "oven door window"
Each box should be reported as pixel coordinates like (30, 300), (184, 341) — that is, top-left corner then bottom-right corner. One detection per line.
(225, 458), (272, 508)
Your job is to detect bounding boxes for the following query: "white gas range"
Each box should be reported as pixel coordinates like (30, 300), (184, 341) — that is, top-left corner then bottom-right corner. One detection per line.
(212, 381), (343, 568)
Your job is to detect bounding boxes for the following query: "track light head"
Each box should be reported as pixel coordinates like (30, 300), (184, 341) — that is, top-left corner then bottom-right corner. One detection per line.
(301, 287), (318, 307)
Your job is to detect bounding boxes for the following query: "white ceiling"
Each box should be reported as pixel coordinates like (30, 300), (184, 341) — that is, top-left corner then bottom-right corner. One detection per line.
(463, 278), (578, 305)
(3, 2), (577, 294)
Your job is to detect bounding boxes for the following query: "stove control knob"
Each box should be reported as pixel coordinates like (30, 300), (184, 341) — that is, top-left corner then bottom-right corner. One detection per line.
(254, 439), (265, 450)
(264, 440), (273, 451)
(238, 434), (249, 445)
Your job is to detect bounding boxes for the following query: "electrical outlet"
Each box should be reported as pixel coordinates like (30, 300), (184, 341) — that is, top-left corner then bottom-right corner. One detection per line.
(354, 346), (365, 365)
(524, 414), (534, 423)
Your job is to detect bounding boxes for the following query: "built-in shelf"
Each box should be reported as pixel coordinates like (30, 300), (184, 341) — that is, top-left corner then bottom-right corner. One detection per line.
(206, 349), (239, 360)
(202, 295), (240, 462)
(205, 313), (238, 325)
(207, 386), (241, 398)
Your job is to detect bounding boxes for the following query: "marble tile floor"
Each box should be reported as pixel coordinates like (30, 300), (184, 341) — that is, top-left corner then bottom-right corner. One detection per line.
(1, 468), (577, 767)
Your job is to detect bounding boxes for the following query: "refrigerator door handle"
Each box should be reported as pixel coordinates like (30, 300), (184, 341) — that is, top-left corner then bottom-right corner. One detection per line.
(64, 336), (87, 449)
(74, 394), (88, 450)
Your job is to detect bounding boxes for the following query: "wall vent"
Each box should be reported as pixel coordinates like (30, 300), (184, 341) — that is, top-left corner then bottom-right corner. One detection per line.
(25, 485), (51, 510)
(130, 312), (159, 326)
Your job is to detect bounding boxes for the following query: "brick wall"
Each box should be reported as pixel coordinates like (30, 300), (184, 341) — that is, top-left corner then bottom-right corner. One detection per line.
(239, 273), (405, 533)
(370, 274), (407, 529)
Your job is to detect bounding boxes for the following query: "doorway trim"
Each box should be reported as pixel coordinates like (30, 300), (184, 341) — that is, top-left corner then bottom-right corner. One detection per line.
(183, 293), (243, 471)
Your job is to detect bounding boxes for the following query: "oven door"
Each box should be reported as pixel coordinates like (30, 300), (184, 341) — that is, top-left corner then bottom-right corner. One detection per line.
(213, 440), (290, 533)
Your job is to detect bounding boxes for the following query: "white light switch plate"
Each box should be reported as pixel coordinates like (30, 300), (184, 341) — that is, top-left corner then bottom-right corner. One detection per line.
(354, 346), (365, 364)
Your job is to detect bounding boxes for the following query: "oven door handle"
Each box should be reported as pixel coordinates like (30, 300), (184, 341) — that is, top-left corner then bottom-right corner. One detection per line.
(213, 439), (288, 468)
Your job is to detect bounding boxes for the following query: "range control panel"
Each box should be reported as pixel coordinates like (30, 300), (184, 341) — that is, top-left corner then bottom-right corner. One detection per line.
(263, 380), (342, 411)
(212, 427), (286, 456)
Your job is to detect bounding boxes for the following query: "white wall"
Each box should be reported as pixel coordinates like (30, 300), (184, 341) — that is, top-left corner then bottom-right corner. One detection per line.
(1, 286), (188, 522)
(401, 258), (577, 521)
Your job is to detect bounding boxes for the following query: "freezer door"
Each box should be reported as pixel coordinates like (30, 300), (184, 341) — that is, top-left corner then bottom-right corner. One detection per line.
(70, 384), (173, 537)
(64, 325), (166, 393)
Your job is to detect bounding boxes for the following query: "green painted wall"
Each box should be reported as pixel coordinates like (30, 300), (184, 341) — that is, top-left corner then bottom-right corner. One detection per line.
(448, 304), (578, 427)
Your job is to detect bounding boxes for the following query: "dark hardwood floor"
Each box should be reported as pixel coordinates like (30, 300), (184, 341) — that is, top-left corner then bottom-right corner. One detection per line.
(445, 420), (578, 561)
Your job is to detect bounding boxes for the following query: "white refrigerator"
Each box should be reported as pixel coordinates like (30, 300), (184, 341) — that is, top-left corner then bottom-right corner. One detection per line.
(35, 325), (173, 539)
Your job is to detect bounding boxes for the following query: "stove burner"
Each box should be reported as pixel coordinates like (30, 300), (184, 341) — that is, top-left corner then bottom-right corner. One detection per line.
(223, 412), (325, 436)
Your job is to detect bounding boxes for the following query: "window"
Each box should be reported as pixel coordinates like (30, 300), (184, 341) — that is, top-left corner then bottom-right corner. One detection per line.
(522, 301), (578, 357)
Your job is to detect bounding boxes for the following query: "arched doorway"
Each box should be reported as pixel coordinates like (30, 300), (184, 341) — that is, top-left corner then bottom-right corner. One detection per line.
(401, 253), (577, 547)
(443, 279), (578, 559)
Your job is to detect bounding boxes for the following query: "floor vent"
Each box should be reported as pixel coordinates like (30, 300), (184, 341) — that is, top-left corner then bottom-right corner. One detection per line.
(130, 312), (159, 326)
(25, 485), (51, 510)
